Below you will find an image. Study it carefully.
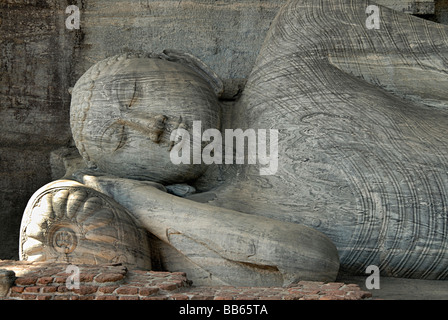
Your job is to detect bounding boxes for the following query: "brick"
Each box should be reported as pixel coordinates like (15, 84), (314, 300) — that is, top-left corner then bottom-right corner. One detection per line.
(42, 286), (58, 293)
(319, 295), (346, 300)
(8, 292), (23, 298)
(24, 286), (41, 293)
(288, 287), (304, 293)
(37, 277), (53, 285)
(139, 287), (159, 296)
(79, 273), (96, 282)
(98, 286), (118, 294)
(97, 295), (118, 300)
(119, 296), (139, 300)
(55, 272), (70, 278)
(284, 294), (303, 300)
(158, 283), (178, 291)
(73, 286), (98, 295)
(347, 291), (372, 299)
(94, 273), (125, 283)
(53, 276), (67, 284)
(128, 280), (147, 287)
(218, 288), (239, 295)
(58, 285), (70, 292)
(116, 286), (139, 295)
(37, 295), (53, 300)
(15, 277), (38, 286)
(10, 286), (24, 293)
(301, 289), (320, 295)
(22, 294), (37, 300)
(242, 288), (264, 294)
(322, 289), (347, 296)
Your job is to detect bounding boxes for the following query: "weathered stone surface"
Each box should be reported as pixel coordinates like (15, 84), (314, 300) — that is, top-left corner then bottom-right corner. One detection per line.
(376, 0), (435, 14)
(165, 184), (196, 198)
(0, 269), (15, 297)
(1, 0), (447, 262)
(0, 0), (285, 260)
(50, 146), (88, 181)
(203, 0), (448, 279)
(61, 0), (448, 284)
(73, 0), (287, 100)
(437, 0), (448, 24)
(70, 52), (222, 184)
(19, 180), (152, 269)
(6, 0), (448, 285)
(0, 0), (80, 260)
(74, 172), (340, 287)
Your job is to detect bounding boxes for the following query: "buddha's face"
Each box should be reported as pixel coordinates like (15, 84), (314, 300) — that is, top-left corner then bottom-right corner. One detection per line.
(71, 57), (221, 184)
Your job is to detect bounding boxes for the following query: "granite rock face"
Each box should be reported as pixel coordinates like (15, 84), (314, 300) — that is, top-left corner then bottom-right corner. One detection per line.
(0, 0), (78, 259)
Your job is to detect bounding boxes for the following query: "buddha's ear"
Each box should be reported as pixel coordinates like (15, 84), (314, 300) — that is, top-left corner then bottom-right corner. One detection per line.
(161, 49), (224, 99)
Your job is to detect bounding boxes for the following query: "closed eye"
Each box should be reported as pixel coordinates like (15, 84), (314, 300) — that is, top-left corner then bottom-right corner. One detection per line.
(100, 122), (127, 153)
(112, 78), (142, 111)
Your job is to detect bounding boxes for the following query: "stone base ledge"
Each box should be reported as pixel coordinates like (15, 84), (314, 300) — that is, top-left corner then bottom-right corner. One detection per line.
(0, 260), (372, 301)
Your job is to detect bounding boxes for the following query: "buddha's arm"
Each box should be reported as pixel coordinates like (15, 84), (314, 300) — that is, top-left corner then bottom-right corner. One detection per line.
(74, 172), (340, 286)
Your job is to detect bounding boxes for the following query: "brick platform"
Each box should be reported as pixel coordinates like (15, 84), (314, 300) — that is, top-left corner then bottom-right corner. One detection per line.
(0, 260), (372, 300)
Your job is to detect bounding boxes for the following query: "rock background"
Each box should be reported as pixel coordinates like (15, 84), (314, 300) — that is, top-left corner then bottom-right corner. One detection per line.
(0, 0), (447, 260)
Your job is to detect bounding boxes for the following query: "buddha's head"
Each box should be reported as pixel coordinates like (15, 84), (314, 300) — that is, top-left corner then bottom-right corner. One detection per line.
(70, 51), (223, 184)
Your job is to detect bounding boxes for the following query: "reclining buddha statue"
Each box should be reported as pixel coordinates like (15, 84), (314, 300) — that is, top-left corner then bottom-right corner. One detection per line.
(20, 0), (448, 286)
